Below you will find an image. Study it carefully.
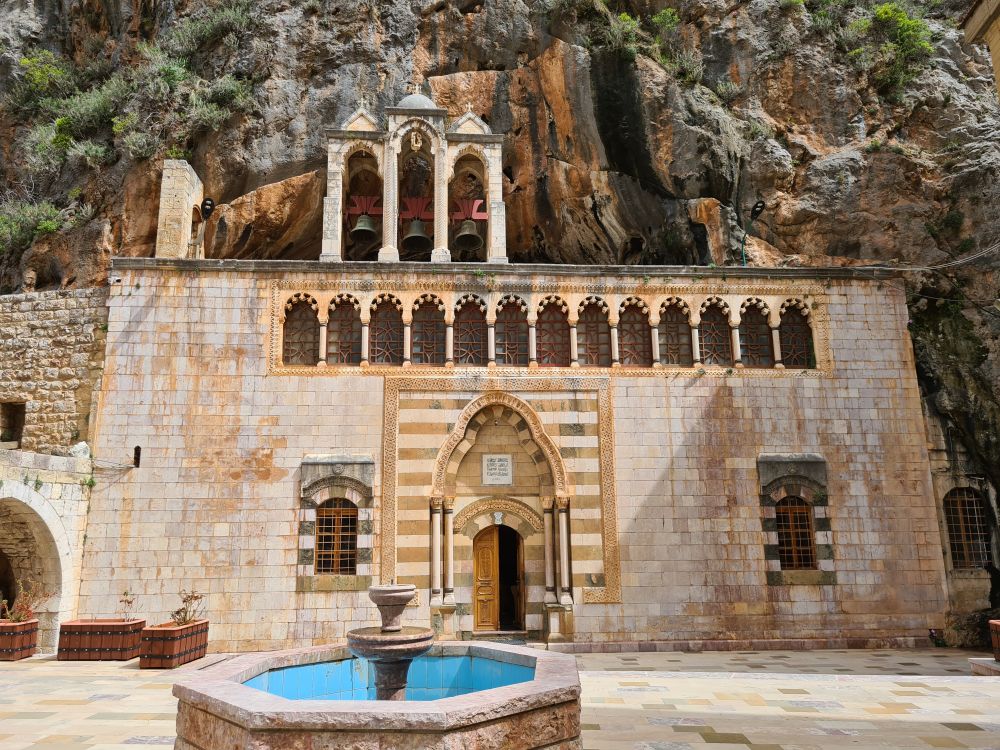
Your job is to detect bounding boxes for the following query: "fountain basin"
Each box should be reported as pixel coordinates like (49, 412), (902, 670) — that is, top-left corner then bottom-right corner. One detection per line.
(172, 641), (581, 749)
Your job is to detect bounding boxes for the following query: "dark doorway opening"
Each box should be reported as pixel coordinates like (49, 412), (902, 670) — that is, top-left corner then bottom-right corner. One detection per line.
(497, 524), (523, 631)
(0, 549), (16, 610)
(0, 402), (26, 447)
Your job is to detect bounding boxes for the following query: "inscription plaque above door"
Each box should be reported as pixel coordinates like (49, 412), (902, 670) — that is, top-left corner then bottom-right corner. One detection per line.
(482, 454), (513, 485)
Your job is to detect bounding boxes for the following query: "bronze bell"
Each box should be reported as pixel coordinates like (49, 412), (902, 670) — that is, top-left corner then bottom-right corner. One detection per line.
(350, 214), (378, 244)
(402, 218), (432, 254)
(453, 219), (483, 254)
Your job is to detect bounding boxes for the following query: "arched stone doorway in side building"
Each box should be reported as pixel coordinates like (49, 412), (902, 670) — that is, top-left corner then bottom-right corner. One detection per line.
(473, 523), (524, 632)
(0, 481), (73, 650)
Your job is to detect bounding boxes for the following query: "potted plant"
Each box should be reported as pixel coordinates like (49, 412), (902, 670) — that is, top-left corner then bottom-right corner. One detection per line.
(140, 590), (209, 669)
(58, 590), (145, 661)
(0, 579), (51, 661)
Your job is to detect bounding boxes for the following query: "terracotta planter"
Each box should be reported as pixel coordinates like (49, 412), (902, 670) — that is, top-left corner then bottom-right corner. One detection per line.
(0, 619), (39, 661)
(140, 619), (209, 669)
(58, 619), (145, 660)
(990, 620), (1000, 661)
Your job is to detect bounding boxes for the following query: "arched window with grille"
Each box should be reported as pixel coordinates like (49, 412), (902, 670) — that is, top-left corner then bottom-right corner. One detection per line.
(282, 296), (319, 366)
(495, 296), (529, 366)
(739, 304), (774, 368)
(369, 298), (404, 365)
(780, 305), (815, 368)
(699, 303), (733, 366)
(658, 302), (693, 366)
(454, 297), (487, 366)
(315, 499), (358, 575)
(775, 496), (817, 570)
(536, 299), (570, 367)
(577, 299), (611, 367)
(944, 487), (992, 569)
(411, 296), (446, 366)
(618, 302), (652, 366)
(326, 296), (362, 365)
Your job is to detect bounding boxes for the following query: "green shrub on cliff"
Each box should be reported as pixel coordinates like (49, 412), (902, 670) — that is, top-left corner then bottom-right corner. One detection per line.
(603, 13), (642, 58)
(0, 198), (62, 258)
(844, 2), (933, 95)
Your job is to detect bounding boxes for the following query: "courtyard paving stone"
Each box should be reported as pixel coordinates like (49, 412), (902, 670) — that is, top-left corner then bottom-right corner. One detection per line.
(0, 649), (996, 749)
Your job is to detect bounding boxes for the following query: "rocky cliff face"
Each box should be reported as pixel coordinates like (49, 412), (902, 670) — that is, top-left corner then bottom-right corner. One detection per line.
(1, 0), (999, 487)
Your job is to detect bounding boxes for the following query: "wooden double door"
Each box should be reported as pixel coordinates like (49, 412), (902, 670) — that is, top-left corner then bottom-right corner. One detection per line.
(473, 525), (524, 631)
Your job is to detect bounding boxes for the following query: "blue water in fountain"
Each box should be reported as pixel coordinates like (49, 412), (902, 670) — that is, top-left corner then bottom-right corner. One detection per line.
(243, 654), (535, 701)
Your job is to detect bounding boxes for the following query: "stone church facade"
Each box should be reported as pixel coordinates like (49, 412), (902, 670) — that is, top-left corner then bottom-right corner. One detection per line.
(0, 94), (993, 652)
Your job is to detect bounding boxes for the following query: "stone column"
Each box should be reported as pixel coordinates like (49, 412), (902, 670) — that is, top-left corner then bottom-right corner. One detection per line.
(691, 325), (701, 365)
(317, 323), (328, 366)
(557, 502), (572, 606)
(731, 324), (743, 368)
(443, 498), (455, 606)
(360, 323), (370, 366)
(543, 500), (556, 605)
(487, 324), (496, 367)
(486, 144), (508, 263)
(650, 324), (661, 367)
(379, 140), (399, 262)
(430, 499), (443, 606)
(402, 323), (412, 367)
(569, 324), (579, 367)
(431, 143), (450, 262)
(445, 324), (454, 367)
(610, 325), (620, 367)
(771, 326), (784, 369)
(528, 323), (538, 367)
(321, 142), (343, 261)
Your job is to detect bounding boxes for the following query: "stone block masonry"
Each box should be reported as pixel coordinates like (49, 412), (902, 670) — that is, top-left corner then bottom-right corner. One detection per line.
(0, 288), (109, 455)
(81, 260), (947, 651)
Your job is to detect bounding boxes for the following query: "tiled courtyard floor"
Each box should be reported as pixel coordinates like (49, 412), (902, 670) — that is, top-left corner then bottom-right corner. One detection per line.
(0, 648), (997, 749)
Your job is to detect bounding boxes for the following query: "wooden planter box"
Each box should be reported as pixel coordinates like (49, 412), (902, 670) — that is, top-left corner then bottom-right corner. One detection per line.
(990, 620), (1000, 661)
(140, 619), (209, 669)
(0, 619), (39, 661)
(58, 619), (145, 660)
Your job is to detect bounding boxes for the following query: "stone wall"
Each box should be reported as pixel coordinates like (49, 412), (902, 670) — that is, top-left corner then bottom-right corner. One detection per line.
(82, 260), (947, 651)
(0, 288), (108, 455)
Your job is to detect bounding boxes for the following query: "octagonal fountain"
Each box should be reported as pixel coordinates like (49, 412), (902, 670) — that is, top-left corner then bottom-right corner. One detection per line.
(172, 585), (581, 749)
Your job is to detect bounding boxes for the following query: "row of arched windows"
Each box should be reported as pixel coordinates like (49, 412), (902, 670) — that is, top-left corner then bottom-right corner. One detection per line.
(282, 293), (816, 369)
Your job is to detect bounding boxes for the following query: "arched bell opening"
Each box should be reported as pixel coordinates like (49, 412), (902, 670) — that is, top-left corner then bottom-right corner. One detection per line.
(448, 154), (488, 262)
(398, 130), (435, 261)
(343, 150), (383, 261)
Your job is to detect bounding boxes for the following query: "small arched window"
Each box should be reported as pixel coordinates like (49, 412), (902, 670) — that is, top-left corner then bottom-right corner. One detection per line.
(369, 299), (404, 365)
(282, 297), (319, 366)
(577, 300), (612, 367)
(739, 305), (774, 368)
(495, 297), (529, 366)
(327, 297), (362, 365)
(780, 306), (815, 369)
(699, 304), (733, 366)
(944, 487), (991, 569)
(454, 298), (487, 366)
(411, 297), (446, 366)
(658, 303), (693, 366)
(537, 301), (570, 367)
(315, 499), (358, 575)
(775, 496), (817, 570)
(619, 303), (652, 366)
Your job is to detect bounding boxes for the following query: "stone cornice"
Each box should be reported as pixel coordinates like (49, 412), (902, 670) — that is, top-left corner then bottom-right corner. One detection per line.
(109, 257), (899, 282)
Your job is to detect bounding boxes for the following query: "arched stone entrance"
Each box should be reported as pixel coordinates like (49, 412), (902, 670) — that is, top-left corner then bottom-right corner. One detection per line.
(0, 482), (73, 650)
(428, 392), (573, 641)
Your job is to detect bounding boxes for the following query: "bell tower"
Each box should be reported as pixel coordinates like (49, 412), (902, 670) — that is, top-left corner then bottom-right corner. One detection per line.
(321, 93), (507, 264)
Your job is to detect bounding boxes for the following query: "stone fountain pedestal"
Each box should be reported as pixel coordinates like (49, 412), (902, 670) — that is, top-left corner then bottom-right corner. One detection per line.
(347, 584), (434, 700)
